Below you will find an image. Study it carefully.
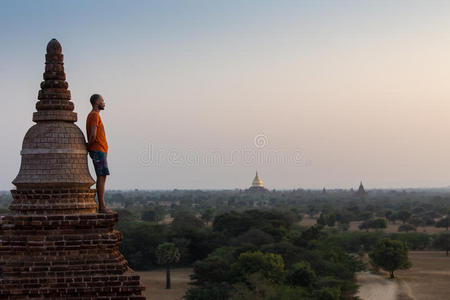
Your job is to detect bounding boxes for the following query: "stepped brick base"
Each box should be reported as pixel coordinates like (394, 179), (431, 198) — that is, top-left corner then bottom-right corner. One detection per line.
(0, 212), (145, 299)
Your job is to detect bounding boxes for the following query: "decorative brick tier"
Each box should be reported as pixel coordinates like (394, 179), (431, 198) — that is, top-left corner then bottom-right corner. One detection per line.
(10, 189), (97, 214)
(0, 39), (146, 299)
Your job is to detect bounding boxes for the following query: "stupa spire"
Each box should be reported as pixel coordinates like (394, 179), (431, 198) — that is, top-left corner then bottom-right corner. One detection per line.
(355, 180), (367, 197)
(248, 171), (268, 192)
(12, 38), (94, 197)
(252, 171), (263, 187)
(34, 38), (76, 123)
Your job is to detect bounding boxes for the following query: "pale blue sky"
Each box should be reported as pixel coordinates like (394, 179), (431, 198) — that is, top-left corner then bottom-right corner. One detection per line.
(2, 1), (450, 190)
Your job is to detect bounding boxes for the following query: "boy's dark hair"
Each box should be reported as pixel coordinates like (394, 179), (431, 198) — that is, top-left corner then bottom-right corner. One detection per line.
(90, 94), (101, 106)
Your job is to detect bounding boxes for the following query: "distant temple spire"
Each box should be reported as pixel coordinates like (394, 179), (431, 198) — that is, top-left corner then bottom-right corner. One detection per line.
(355, 180), (367, 197)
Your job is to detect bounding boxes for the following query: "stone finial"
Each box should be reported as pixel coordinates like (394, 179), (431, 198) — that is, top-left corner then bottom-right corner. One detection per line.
(46, 38), (62, 54)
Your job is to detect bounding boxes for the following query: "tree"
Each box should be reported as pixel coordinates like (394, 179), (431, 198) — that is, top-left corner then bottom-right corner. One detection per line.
(156, 242), (181, 289)
(289, 207), (303, 222)
(369, 238), (411, 278)
(395, 210), (412, 224)
(171, 210), (204, 232)
(313, 287), (341, 300)
(408, 216), (424, 228)
(435, 217), (449, 228)
(326, 214), (336, 227)
(433, 232), (450, 256)
(317, 213), (336, 227)
(359, 218), (387, 231)
(398, 224), (416, 233)
(317, 213), (326, 226)
(424, 216), (435, 226)
(288, 261), (317, 287)
(233, 229), (274, 247)
(370, 218), (387, 230)
(338, 221), (350, 232)
(117, 222), (168, 270)
(201, 207), (215, 226)
(230, 251), (285, 284)
(141, 209), (157, 222)
(385, 210), (393, 223)
(231, 273), (309, 300)
(115, 209), (138, 223)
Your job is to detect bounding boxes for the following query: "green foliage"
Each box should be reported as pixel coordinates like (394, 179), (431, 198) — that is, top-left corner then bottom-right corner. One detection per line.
(116, 221), (168, 270)
(115, 209), (139, 224)
(230, 273), (310, 300)
(156, 242), (181, 266)
(313, 286), (341, 300)
(408, 216), (424, 227)
(233, 229), (274, 247)
(322, 231), (430, 252)
(105, 188), (450, 298)
(398, 224), (416, 232)
(231, 251), (285, 284)
(289, 207), (303, 222)
(201, 207), (215, 225)
(141, 206), (167, 222)
(298, 225), (327, 245)
(213, 210), (294, 239)
(359, 218), (387, 231)
(436, 217), (449, 228)
(171, 210), (204, 232)
(320, 231), (383, 252)
(184, 282), (232, 300)
(288, 261), (317, 287)
(261, 241), (303, 267)
(190, 248), (235, 285)
(389, 233), (431, 250)
(317, 213), (336, 227)
(369, 238), (411, 278)
(432, 232), (450, 252)
(395, 210), (412, 224)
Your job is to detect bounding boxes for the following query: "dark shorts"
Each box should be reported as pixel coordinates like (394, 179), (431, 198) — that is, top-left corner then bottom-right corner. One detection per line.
(89, 151), (110, 176)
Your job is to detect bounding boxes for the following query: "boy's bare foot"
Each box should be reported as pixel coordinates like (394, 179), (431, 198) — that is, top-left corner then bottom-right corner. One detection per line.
(98, 207), (114, 214)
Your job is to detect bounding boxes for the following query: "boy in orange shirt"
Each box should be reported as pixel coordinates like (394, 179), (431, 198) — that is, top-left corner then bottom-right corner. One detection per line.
(86, 94), (112, 213)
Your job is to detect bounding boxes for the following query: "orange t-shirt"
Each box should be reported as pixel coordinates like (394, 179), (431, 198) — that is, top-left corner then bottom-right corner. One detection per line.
(86, 111), (108, 153)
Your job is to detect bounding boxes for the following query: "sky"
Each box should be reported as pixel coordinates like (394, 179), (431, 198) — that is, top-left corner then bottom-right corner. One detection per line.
(2, 0), (450, 190)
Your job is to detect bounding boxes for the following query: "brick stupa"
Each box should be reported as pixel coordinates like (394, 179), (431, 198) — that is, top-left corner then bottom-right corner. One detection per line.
(0, 39), (145, 299)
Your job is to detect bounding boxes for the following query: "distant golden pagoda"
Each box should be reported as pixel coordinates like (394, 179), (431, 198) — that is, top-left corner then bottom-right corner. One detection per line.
(252, 171), (263, 187)
(248, 171), (267, 192)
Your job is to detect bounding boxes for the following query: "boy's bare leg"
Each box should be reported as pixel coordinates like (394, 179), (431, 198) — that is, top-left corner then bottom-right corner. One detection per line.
(96, 175), (112, 213)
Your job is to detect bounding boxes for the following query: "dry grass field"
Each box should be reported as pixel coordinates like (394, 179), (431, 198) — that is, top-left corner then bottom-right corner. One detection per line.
(299, 216), (317, 226)
(396, 251), (450, 300)
(357, 251), (450, 300)
(136, 268), (193, 300)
